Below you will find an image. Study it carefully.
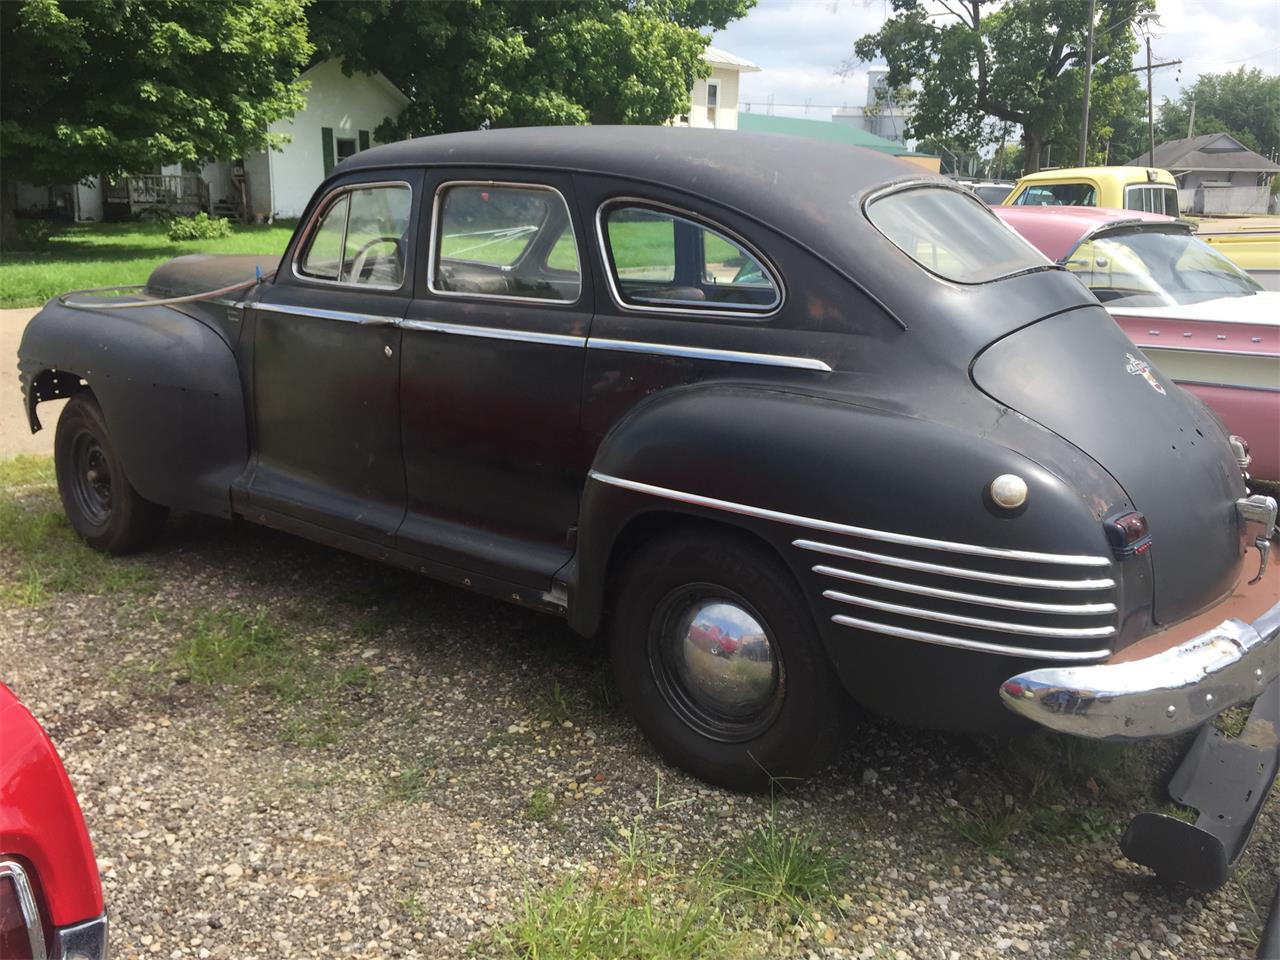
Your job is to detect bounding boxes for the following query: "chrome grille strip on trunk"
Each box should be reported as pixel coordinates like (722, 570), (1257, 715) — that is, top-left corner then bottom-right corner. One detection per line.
(822, 591), (1117, 639)
(813, 566), (1118, 615)
(830, 615), (1113, 662)
(794, 540), (1115, 590)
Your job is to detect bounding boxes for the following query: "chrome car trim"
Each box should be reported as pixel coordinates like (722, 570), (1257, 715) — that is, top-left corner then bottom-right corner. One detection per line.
(1001, 600), (1280, 739)
(595, 196), (784, 319)
(589, 473), (1112, 565)
(813, 566), (1118, 615)
(254, 302), (402, 327)
(53, 913), (109, 960)
(401, 318), (586, 348)
(823, 590), (1117, 638)
(427, 180), (583, 306)
(587, 339), (832, 372)
(830, 615), (1112, 662)
(794, 540), (1115, 589)
(0, 859), (48, 960)
(290, 179), (413, 291)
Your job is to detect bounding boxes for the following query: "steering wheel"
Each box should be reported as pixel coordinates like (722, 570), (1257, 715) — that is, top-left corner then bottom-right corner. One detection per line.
(348, 235), (404, 283)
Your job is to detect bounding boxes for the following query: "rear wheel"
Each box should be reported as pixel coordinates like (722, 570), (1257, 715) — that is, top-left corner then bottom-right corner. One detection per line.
(610, 530), (849, 792)
(54, 394), (167, 554)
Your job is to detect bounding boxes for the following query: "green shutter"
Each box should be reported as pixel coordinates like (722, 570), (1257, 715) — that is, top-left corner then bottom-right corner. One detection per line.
(321, 127), (335, 175)
(358, 129), (371, 152)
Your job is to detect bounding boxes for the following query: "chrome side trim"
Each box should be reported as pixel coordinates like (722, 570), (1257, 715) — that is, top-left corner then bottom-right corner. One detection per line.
(813, 566), (1117, 615)
(428, 180), (583, 306)
(254, 302), (401, 326)
(1002, 602), (1280, 738)
(595, 196), (785, 319)
(823, 590), (1117, 638)
(290, 179), (413, 291)
(0, 859), (48, 960)
(831, 615), (1112, 662)
(587, 338), (831, 372)
(401, 318), (586, 348)
(54, 914), (108, 960)
(589, 472), (1112, 566)
(795, 540), (1115, 589)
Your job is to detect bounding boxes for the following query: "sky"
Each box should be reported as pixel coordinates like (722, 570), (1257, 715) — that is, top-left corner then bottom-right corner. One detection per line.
(712, 0), (1280, 122)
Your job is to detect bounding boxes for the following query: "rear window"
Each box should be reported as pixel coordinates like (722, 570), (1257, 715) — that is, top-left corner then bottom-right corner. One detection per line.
(1124, 184), (1179, 217)
(1013, 183), (1097, 207)
(867, 186), (1049, 283)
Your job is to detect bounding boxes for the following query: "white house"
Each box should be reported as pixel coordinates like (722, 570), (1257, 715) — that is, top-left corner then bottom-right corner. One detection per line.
(205, 59), (409, 220)
(16, 59), (408, 223)
(1127, 133), (1280, 216)
(676, 46), (760, 130)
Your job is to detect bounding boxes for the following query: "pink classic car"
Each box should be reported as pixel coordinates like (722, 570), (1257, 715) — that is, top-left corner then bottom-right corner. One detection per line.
(995, 206), (1280, 483)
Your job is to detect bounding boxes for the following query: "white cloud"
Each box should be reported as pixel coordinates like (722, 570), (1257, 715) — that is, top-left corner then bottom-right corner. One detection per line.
(712, 0), (1280, 120)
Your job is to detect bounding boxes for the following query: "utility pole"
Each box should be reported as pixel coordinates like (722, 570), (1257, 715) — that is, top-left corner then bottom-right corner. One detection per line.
(1188, 95), (1196, 139)
(1146, 33), (1155, 162)
(1078, 0), (1096, 167)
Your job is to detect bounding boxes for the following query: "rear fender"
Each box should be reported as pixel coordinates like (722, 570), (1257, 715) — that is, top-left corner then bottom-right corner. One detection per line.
(17, 300), (248, 517)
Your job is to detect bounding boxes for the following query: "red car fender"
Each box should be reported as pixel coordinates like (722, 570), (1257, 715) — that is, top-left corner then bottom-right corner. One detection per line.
(0, 683), (103, 927)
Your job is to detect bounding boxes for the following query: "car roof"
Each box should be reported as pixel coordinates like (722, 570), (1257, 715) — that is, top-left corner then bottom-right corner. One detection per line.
(1014, 166), (1175, 185)
(343, 126), (937, 286)
(993, 206), (1182, 262)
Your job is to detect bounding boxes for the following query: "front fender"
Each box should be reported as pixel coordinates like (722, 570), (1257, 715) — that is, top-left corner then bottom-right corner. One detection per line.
(17, 300), (248, 517)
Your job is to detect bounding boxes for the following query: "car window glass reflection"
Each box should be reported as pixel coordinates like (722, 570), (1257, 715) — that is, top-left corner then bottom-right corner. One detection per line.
(602, 205), (779, 313)
(432, 185), (581, 303)
(298, 185), (411, 288)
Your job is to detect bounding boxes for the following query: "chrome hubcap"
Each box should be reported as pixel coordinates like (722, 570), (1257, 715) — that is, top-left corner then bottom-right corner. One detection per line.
(650, 587), (783, 742)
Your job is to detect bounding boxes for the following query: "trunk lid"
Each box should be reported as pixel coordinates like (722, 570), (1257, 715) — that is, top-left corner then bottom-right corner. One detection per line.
(971, 305), (1245, 625)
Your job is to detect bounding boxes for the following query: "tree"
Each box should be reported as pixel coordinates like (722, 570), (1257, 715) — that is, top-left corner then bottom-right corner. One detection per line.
(0, 0), (312, 243)
(1157, 68), (1280, 159)
(852, 0), (1150, 172)
(306, 0), (754, 139)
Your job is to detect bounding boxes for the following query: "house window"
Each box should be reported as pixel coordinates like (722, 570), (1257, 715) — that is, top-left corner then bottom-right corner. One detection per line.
(430, 183), (581, 303)
(706, 79), (720, 127)
(336, 138), (358, 161)
(599, 202), (781, 314)
(297, 183), (412, 287)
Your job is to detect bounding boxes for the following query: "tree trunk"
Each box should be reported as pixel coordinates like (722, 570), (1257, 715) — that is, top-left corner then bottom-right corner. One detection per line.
(0, 177), (17, 250)
(1022, 131), (1045, 174)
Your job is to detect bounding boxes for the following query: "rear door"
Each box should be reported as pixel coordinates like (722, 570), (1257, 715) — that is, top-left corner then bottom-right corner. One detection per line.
(246, 173), (420, 544)
(396, 171), (592, 587)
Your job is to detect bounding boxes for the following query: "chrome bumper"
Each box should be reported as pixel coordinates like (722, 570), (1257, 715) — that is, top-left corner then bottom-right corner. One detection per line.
(1000, 599), (1280, 739)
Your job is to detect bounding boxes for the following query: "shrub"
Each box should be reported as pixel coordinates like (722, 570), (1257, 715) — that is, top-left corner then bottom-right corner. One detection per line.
(167, 212), (232, 242)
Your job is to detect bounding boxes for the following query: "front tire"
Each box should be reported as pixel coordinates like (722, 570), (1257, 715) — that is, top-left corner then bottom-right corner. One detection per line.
(54, 393), (167, 554)
(610, 530), (849, 792)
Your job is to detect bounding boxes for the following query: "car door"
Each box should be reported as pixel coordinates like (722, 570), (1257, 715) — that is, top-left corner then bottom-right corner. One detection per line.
(572, 175), (838, 456)
(245, 172), (421, 544)
(396, 171), (592, 589)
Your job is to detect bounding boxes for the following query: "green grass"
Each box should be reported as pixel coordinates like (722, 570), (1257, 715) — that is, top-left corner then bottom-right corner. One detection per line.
(719, 818), (844, 917)
(1, 219), (295, 307)
(0, 454), (154, 605)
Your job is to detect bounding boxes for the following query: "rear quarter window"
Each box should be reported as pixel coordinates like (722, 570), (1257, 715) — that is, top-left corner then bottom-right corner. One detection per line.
(867, 186), (1049, 283)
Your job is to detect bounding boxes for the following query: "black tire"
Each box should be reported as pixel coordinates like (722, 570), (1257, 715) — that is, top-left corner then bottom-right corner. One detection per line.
(610, 529), (849, 792)
(54, 393), (167, 554)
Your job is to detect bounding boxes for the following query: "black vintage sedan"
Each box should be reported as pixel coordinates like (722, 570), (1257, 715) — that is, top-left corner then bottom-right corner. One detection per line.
(17, 128), (1278, 808)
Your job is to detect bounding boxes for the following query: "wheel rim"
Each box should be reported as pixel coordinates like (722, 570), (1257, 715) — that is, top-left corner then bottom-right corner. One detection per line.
(648, 585), (784, 743)
(69, 430), (112, 527)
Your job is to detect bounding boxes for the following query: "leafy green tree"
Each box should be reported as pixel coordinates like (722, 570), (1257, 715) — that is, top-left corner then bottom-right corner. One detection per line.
(306, 0), (754, 139)
(1156, 68), (1280, 159)
(0, 0), (312, 244)
(852, 0), (1150, 173)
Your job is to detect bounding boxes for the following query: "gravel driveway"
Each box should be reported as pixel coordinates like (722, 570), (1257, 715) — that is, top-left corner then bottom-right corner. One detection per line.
(0, 455), (1274, 958)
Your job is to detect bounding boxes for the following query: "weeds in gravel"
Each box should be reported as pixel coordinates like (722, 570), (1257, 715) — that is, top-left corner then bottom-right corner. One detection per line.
(538, 680), (573, 724)
(491, 870), (749, 960)
(719, 816), (844, 917)
(942, 793), (1030, 854)
(524, 788), (558, 823)
(0, 455), (154, 606)
(387, 757), (441, 803)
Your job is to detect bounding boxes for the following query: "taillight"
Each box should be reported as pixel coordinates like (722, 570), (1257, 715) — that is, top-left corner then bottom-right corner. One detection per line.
(0, 861), (45, 960)
(1105, 511), (1151, 557)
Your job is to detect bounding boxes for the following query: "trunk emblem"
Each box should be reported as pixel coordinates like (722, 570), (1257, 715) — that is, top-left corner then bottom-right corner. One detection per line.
(1124, 353), (1166, 395)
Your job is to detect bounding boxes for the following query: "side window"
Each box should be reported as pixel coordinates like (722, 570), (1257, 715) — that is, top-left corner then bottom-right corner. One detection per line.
(600, 203), (781, 314)
(298, 183), (412, 287)
(431, 183), (581, 302)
